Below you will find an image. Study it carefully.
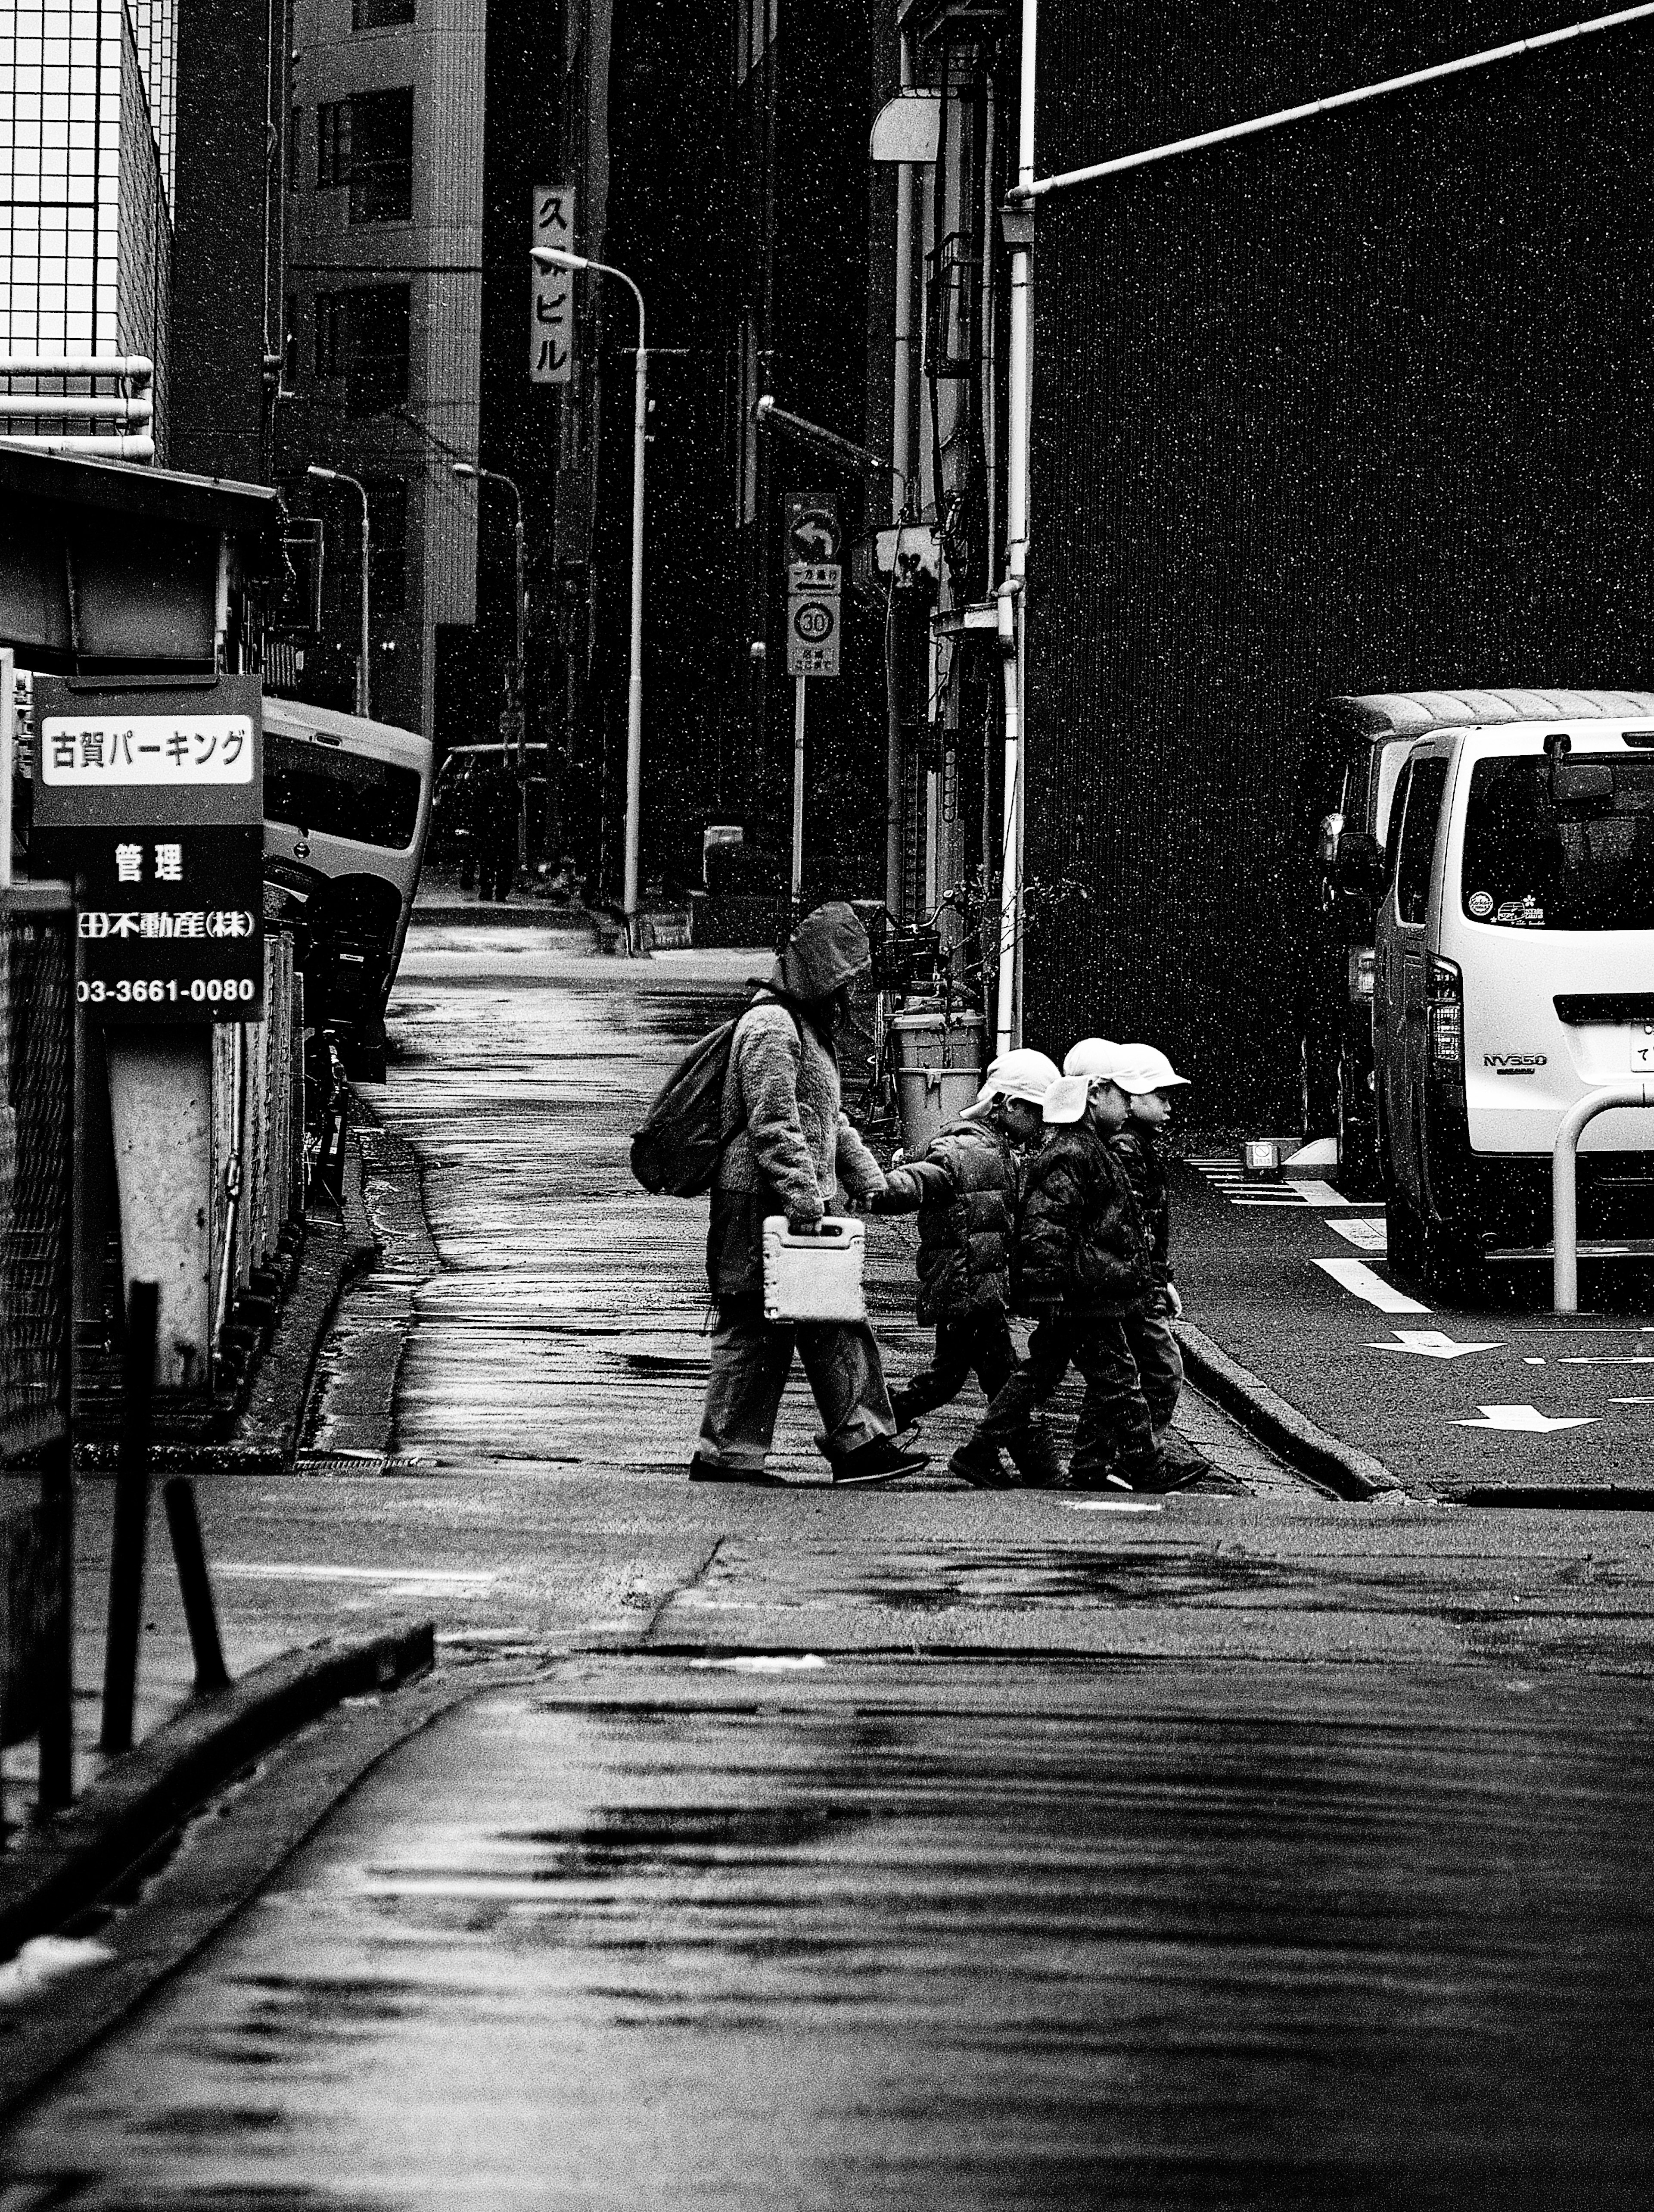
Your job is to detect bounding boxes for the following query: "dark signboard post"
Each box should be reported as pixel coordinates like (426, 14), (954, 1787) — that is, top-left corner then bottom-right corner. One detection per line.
(32, 676), (264, 1022)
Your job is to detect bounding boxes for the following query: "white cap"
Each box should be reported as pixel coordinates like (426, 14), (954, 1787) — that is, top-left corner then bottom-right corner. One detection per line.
(1042, 1073), (1093, 1125)
(1063, 1037), (1120, 1081)
(1114, 1043), (1190, 1094)
(960, 1047), (1063, 1120)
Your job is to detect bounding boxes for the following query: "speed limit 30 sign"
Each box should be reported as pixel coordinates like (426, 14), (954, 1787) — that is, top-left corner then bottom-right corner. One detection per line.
(787, 595), (839, 676)
(787, 587), (840, 676)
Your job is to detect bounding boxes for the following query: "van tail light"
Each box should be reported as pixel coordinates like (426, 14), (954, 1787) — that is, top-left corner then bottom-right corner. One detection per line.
(1347, 947), (1377, 1003)
(1427, 954), (1463, 1072)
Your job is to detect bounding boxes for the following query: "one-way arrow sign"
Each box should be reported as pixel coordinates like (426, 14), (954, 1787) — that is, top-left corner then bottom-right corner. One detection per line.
(1368, 1330), (1503, 1361)
(1452, 1404), (1597, 1433)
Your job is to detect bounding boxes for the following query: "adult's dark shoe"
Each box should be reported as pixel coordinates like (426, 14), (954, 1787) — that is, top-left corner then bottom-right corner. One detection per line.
(829, 1436), (930, 1486)
(688, 1456), (786, 1486)
(947, 1436), (1014, 1488)
(1005, 1422), (1066, 1490)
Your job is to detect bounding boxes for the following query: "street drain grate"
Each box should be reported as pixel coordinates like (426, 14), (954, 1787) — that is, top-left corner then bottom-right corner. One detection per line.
(295, 1450), (429, 1474)
(1447, 1485), (1654, 1511)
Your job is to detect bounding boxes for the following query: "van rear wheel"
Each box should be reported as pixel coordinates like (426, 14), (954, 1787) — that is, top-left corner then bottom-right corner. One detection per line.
(1337, 1053), (1380, 1198)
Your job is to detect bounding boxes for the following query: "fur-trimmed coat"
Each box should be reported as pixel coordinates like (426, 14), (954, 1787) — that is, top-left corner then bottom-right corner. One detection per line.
(706, 902), (886, 1302)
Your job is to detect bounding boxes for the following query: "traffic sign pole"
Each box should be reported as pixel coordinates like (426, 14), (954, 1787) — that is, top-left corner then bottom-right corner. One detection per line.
(790, 673), (807, 919)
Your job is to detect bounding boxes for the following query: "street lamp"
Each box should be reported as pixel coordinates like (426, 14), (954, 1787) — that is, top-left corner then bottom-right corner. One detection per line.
(452, 462), (528, 874)
(306, 463), (371, 720)
(532, 243), (647, 949)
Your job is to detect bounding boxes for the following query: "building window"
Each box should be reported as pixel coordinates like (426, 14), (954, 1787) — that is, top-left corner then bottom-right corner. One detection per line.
(365, 479), (409, 620)
(354, 0), (415, 26)
(315, 93), (414, 220)
(317, 102), (347, 189)
(347, 286), (412, 414)
(348, 90), (414, 223)
(313, 287), (410, 414)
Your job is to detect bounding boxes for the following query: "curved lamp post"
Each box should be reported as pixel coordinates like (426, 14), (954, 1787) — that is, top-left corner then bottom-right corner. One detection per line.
(306, 463), (371, 719)
(452, 461), (528, 873)
(532, 244), (647, 950)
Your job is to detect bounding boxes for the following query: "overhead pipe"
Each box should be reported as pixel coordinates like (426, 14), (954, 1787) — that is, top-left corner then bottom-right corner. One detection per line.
(1011, 0), (1654, 205)
(0, 353), (152, 380)
(0, 392), (153, 421)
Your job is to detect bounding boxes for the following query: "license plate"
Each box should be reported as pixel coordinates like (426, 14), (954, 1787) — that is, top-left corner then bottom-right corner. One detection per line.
(1634, 1023), (1654, 1076)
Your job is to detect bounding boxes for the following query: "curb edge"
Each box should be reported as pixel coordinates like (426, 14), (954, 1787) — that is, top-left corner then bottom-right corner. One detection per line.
(0, 1620), (435, 1964)
(1175, 1319), (1405, 1502)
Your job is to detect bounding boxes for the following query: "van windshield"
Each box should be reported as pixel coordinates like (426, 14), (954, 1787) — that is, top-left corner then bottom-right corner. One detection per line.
(264, 733), (423, 850)
(1461, 755), (1654, 929)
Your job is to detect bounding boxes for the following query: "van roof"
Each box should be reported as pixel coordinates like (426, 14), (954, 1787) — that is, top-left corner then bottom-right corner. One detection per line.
(264, 692), (433, 763)
(1331, 688), (1654, 737)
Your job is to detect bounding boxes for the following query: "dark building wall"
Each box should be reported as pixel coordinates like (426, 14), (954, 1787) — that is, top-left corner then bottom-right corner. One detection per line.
(475, 0), (563, 783)
(766, 4), (883, 907)
(590, 0), (880, 903)
(592, 0), (738, 892)
(169, 0), (278, 484)
(1023, 4), (1654, 1119)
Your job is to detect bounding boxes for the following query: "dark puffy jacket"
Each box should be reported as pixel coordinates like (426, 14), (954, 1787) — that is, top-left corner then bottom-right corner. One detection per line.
(1111, 1124), (1172, 1285)
(880, 1119), (1014, 1322)
(1019, 1121), (1153, 1318)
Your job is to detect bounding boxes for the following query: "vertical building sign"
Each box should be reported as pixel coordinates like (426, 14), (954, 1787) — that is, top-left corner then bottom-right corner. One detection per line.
(531, 184), (577, 385)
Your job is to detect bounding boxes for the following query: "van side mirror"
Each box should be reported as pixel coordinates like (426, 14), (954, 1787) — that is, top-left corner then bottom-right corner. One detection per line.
(1315, 810), (1346, 872)
(1335, 829), (1384, 897)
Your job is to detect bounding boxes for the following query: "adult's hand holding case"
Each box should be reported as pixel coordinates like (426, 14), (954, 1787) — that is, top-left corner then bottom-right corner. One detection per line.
(762, 1215), (867, 1322)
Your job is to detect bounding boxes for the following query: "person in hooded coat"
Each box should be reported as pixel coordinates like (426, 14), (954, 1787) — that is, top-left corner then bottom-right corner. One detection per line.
(692, 902), (929, 1487)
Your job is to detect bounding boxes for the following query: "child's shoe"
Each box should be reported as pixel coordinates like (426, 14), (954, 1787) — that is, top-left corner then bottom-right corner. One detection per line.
(948, 1436), (1014, 1488)
(1005, 1423), (1066, 1490)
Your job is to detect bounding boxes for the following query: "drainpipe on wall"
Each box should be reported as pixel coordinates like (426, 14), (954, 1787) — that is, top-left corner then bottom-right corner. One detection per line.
(888, 24), (918, 919)
(994, 0), (1036, 1059)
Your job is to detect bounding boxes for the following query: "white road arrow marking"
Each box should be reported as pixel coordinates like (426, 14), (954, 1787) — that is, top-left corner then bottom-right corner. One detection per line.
(1368, 1330), (1504, 1360)
(1452, 1404), (1597, 1433)
(1611, 1397), (1654, 1405)
(1315, 1257), (1429, 1313)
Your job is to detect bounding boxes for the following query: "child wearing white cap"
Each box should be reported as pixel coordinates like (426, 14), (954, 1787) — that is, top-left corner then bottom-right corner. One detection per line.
(868, 1049), (1060, 1484)
(1103, 1044), (1191, 1458)
(975, 1041), (1160, 1491)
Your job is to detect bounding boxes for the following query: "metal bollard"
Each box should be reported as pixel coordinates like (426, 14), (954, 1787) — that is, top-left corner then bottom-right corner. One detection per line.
(1552, 1081), (1653, 1314)
(162, 1478), (230, 1697)
(100, 1280), (159, 1757)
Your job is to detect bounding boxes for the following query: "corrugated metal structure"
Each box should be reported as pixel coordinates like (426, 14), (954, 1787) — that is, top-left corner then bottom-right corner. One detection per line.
(1023, 3), (1654, 1119)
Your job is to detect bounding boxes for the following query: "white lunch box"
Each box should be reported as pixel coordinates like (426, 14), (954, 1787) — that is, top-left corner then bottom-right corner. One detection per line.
(762, 1215), (867, 1323)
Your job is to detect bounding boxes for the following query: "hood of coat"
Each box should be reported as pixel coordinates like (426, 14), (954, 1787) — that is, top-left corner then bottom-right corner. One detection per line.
(766, 901), (871, 1006)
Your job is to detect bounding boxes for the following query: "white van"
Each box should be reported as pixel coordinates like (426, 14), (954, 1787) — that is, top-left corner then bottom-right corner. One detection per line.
(1373, 705), (1654, 1293)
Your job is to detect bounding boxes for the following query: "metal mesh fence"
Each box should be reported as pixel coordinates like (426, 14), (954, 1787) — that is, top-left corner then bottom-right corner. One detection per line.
(1, 885), (75, 1465)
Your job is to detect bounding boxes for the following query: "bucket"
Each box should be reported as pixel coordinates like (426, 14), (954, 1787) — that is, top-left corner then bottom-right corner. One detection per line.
(891, 1010), (986, 1157)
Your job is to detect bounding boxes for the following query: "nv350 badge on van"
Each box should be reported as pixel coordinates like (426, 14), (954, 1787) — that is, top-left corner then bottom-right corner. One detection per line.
(1373, 712), (1654, 1294)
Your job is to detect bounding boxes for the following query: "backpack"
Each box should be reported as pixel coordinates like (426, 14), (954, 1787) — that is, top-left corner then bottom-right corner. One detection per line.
(629, 1016), (745, 1196)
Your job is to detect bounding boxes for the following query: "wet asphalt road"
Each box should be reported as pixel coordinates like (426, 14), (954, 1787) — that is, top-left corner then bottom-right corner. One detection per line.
(8, 933), (1654, 2206)
(9, 1660), (1654, 2210)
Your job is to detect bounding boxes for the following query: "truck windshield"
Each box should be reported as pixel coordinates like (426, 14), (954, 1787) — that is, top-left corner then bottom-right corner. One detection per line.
(1461, 755), (1654, 929)
(264, 734), (422, 850)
